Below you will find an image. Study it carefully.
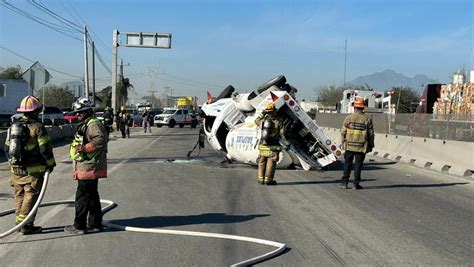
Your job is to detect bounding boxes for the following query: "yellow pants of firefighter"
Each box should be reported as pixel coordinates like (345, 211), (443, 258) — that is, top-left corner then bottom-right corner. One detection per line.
(11, 173), (44, 224)
(257, 151), (279, 183)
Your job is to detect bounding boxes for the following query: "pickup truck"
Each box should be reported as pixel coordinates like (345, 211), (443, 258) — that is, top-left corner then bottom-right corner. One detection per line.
(154, 108), (198, 128)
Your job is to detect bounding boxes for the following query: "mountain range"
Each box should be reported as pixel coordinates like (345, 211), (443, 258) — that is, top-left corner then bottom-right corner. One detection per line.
(348, 69), (437, 92)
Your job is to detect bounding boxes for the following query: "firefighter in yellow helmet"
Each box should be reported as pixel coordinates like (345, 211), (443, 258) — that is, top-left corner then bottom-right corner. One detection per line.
(118, 106), (131, 138)
(254, 102), (287, 185)
(4, 96), (56, 234)
(340, 97), (375, 190)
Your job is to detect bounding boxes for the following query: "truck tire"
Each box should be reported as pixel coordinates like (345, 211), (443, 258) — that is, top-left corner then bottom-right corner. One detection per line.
(179, 123), (184, 128)
(156, 124), (163, 128)
(257, 75), (286, 93)
(168, 119), (176, 128)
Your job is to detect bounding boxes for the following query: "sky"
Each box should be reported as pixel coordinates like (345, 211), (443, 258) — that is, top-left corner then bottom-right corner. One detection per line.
(1, 0), (473, 102)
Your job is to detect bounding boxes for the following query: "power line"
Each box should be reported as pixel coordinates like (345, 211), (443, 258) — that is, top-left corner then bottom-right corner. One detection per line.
(65, 0), (110, 51)
(0, 45), (82, 78)
(28, 0), (82, 32)
(0, 0), (83, 41)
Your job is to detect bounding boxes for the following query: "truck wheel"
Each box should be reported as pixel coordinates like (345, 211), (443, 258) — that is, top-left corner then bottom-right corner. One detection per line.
(157, 124), (163, 128)
(257, 75), (286, 93)
(168, 120), (176, 128)
(179, 124), (184, 128)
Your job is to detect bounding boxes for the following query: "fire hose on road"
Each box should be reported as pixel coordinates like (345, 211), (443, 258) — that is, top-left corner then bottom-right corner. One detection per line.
(0, 172), (286, 266)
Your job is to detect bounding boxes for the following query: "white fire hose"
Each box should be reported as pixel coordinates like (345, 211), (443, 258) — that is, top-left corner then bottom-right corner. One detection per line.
(1, 172), (286, 266)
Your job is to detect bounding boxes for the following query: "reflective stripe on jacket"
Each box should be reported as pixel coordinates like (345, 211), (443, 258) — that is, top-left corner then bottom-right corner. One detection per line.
(72, 116), (108, 180)
(341, 110), (375, 153)
(4, 117), (56, 175)
(255, 113), (285, 152)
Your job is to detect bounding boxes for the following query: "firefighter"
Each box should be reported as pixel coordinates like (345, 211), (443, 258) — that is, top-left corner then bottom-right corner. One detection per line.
(340, 97), (375, 190)
(103, 107), (114, 134)
(142, 109), (152, 133)
(118, 106), (131, 138)
(4, 95), (56, 234)
(255, 102), (287, 185)
(64, 97), (108, 234)
(190, 112), (198, 129)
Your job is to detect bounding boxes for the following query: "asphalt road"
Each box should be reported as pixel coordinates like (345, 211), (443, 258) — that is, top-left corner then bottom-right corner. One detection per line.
(0, 127), (473, 266)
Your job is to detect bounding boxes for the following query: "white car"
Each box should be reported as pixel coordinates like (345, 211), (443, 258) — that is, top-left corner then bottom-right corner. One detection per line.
(154, 108), (194, 128)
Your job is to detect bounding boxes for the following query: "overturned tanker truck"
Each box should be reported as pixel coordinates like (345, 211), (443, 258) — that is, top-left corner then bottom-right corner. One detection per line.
(200, 75), (344, 170)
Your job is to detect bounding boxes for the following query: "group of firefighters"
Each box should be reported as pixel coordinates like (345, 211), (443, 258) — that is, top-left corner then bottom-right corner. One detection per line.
(255, 97), (374, 189)
(3, 94), (373, 235)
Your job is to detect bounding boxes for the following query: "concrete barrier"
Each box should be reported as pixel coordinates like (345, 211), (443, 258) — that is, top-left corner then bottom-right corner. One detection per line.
(0, 125), (76, 152)
(322, 127), (473, 178)
(0, 131), (6, 151)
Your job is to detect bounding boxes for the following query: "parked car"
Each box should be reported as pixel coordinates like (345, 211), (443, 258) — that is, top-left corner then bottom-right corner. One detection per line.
(41, 106), (65, 125)
(64, 111), (79, 124)
(10, 106), (65, 125)
(154, 108), (199, 128)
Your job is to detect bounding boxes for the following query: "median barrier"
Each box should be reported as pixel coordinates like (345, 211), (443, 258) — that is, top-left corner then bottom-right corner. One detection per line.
(322, 127), (473, 178)
(0, 131), (6, 151)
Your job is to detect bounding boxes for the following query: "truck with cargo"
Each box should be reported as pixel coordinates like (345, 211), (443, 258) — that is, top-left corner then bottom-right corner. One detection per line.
(0, 79), (31, 127)
(414, 72), (473, 140)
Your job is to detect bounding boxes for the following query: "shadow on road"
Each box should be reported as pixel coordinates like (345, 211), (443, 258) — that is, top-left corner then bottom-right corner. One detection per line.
(277, 178), (376, 186)
(0, 193), (14, 200)
(0, 225), (102, 245)
(108, 213), (270, 228)
(321, 161), (397, 172)
(364, 182), (468, 190)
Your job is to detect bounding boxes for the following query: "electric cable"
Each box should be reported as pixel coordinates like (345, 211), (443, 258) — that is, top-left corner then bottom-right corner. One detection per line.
(0, 46), (83, 78)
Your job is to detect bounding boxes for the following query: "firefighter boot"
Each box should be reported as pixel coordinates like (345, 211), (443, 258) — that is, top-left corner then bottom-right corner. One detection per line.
(21, 224), (43, 235)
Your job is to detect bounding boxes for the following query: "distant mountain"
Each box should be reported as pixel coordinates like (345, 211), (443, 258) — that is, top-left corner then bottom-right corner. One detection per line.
(348, 69), (437, 92)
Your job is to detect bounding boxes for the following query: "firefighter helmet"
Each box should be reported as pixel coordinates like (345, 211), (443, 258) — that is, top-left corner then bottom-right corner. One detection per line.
(353, 97), (365, 108)
(120, 106), (126, 112)
(17, 95), (42, 113)
(73, 97), (93, 112)
(265, 102), (276, 111)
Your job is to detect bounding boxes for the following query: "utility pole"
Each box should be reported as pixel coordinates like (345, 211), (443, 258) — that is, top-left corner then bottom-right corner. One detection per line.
(163, 86), (173, 107)
(111, 29), (172, 124)
(92, 41), (96, 106)
(119, 59), (131, 106)
(112, 29), (118, 120)
(84, 25), (89, 98)
(343, 39), (347, 86)
(146, 65), (160, 104)
(148, 90), (158, 108)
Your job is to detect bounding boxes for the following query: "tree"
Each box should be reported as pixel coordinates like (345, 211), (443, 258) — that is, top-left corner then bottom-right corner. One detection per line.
(96, 86), (112, 109)
(390, 86), (421, 113)
(37, 84), (75, 110)
(0, 65), (23, 80)
(314, 85), (344, 107)
(118, 77), (133, 106)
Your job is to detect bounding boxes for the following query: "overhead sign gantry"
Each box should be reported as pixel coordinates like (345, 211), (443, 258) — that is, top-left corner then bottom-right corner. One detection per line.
(111, 29), (172, 120)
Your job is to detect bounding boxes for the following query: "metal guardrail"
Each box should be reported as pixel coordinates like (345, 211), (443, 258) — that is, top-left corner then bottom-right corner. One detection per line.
(314, 113), (474, 142)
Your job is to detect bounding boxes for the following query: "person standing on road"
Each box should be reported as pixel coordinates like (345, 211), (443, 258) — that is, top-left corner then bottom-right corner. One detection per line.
(118, 106), (131, 138)
(142, 109), (152, 133)
(65, 97), (108, 234)
(255, 102), (287, 186)
(4, 96), (56, 234)
(103, 107), (114, 134)
(340, 97), (375, 190)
